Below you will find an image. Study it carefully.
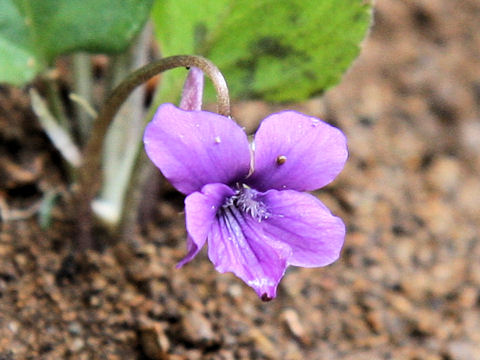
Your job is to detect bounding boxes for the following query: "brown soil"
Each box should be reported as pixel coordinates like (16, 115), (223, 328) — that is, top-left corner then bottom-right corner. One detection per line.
(1, 0), (480, 359)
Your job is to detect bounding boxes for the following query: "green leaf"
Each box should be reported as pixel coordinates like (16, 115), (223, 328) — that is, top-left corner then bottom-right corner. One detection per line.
(0, 0), (39, 84)
(152, 0), (372, 102)
(0, 0), (153, 85)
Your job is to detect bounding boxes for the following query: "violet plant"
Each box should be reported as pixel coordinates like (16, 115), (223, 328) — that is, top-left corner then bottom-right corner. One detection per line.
(144, 68), (347, 299)
(0, 1), (372, 297)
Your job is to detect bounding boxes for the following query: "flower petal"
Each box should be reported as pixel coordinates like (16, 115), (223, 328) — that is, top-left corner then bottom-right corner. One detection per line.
(247, 111), (348, 192)
(144, 104), (251, 194)
(259, 189), (345, 267)
(208, 206), (291, 300)
(178, 183), (235, 268)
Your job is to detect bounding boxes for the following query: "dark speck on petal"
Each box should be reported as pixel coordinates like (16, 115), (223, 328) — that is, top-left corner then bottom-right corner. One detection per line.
(261, 293), (273, 302)
(276, 155), (287, 165)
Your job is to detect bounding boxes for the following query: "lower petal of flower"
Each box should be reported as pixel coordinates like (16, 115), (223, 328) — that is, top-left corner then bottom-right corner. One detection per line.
(208, 204), (291, 300)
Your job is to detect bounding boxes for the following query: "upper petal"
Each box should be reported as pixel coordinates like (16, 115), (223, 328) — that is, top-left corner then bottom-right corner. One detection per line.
(208, 206), (291, 300)
(259, 189), (345, 267)
(144, 104), (251, 194)
(246, 111), (348, 192)
(178, 183), (235, 268)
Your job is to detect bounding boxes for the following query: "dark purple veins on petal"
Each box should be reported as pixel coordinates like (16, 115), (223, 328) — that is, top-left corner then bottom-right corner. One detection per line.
(207, 185), (290, 299)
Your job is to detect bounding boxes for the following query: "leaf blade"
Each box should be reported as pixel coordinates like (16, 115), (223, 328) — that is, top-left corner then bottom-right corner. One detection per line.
(152, 0), (372, 102)
(0, 0), (154, 85)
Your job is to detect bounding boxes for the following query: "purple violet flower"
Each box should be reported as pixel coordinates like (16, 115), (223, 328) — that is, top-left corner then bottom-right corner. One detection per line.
(144, 100), (348, 300)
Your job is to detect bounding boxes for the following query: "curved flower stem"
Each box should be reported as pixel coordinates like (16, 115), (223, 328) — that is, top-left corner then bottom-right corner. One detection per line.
(76, 55), (230, 250)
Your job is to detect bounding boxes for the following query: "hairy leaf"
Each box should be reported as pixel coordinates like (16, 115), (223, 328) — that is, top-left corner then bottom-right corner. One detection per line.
(0, 0), (153, 85)
(152, 0), (372, 102)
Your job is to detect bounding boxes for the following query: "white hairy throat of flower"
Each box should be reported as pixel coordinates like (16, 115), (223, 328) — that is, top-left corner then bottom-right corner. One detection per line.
(221, 184), (270, 222)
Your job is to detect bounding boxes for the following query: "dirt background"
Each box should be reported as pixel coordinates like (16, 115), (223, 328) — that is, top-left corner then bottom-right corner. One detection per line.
(1, 0), (480, 359)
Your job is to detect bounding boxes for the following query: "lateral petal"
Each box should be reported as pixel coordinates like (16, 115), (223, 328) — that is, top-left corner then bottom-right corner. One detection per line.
(259, 189), (345, 267)
(178, 183), (235, 267)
